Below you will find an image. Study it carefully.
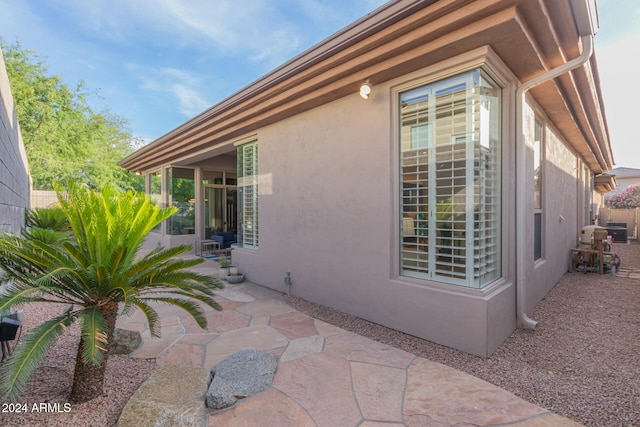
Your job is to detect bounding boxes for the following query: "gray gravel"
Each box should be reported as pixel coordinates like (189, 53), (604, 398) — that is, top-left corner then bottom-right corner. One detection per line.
(0, 302), (155, 427)
(286, 240), (640, 427)
(1, 242), (637, 426)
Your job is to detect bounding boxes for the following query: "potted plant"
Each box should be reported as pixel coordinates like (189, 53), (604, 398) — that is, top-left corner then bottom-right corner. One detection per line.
(218, 254), (231, 278)
(225, 270), (244, 284)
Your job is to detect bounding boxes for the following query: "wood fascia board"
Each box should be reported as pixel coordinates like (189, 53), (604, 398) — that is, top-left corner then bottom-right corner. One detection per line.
(120, 0), (517, 171)
(125, 7), (527, 172)
(538, 46), (611, 173)
(520, 0), (611, 174)
(581, 57), (614, 169)
(119, 0), (431, 169)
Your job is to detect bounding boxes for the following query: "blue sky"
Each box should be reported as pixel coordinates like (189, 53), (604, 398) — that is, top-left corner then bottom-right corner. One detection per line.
(0, 0), (638, 168)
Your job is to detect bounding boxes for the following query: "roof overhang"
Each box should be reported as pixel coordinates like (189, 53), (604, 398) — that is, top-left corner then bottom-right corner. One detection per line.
(120, 0), (613, 175)
(594, 173), (617, 194)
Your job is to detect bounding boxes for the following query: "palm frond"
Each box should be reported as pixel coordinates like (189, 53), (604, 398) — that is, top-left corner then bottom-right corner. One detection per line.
(140, 289), (222, 313)
(139, 269), (222, 294)
(125, 245), (195, 278)
(126, 297), (161, 338)
(20, 227), (68, 244)
(77, 308), (109, 365)
(24, 207), (69, 232)
(138, 296), (210, 330)
(0, 311), (75, 399)
(0, 280), (71, 313)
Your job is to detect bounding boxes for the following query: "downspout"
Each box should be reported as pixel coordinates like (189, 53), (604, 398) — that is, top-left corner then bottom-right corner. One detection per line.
(515, 34), (593, 329)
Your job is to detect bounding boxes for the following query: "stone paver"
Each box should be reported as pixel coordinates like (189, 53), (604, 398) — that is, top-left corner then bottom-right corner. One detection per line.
(351, 361), (406, 422)
(274, 352), (362, 427)
(208, 388), (314, 427)
(279, 335), (324, 362)
(204, 326), (288, 367)
(313, 318), (344, 337)
(235, 297), (294, 317)
(117, 257), (585, 427)
(404, 358), (549, 426)
(157, 342), (205, 368)
(324, 331), (415, 368)
(129, 324), (185, 359)
(181, 309), (251, 334)
(118, 366), (208, 427)
(269, 311), (317, 340)
(215, 287), (256, 302)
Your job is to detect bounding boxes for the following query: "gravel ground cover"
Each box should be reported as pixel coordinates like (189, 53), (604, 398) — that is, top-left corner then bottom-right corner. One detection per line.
(0, 303), (155, 427)
(286, 241), (640, 427)
(0, 241), (638, 426)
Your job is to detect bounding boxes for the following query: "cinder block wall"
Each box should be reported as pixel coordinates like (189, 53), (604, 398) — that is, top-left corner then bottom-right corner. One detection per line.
(0, 49), (30, 234)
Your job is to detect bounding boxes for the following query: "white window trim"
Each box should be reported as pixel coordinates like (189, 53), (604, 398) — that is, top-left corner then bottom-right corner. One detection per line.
(238, 141), (259, 250)
(390, 46), (517, 293)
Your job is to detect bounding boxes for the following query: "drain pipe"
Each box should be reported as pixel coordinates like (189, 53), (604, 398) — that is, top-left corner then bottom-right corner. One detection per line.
(515, 34), (594, 329)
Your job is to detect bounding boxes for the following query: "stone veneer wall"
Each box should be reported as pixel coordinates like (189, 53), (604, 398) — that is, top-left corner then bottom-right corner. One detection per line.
(0, 49), (29, 233)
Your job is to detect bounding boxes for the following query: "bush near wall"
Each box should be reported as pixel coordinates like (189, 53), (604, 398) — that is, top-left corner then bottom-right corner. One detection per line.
(606, 184), (640, 209)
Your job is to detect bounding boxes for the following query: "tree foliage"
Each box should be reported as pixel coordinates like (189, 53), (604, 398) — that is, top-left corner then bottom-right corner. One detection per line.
(0, 183), (222, 402)
(1, 39), (143, 191)
(605, 184), (640, 209)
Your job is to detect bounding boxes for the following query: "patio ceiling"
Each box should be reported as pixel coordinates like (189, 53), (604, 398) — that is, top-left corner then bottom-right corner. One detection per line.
(119, 0), (613, 175)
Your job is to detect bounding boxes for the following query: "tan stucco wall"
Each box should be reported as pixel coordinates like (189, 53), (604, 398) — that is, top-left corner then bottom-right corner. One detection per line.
(227, 46), (597, 357)
(0, 49), (29, 234)
(233, 53), (520, 357)
(524, 100), (582, 312)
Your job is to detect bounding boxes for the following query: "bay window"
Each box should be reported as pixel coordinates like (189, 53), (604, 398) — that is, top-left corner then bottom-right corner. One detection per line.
(399, 69), (502, 288)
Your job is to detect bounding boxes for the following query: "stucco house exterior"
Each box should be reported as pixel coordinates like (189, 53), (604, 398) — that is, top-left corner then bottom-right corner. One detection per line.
(120, 0), (614, 357)
(0, 48), (29, 234)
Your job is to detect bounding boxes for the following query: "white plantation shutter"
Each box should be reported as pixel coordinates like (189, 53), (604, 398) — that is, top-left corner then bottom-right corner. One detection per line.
(400, 70), (501, 288)
(238, 142), (258, 249)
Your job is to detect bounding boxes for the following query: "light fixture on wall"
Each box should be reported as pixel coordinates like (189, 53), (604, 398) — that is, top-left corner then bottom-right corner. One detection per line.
(359, 81), (372, 99)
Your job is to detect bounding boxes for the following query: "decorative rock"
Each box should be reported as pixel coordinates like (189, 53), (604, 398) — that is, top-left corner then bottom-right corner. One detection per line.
(205, 349), (278, 410)
(117, 366), (209, 427)
(109, 328), (142, 355)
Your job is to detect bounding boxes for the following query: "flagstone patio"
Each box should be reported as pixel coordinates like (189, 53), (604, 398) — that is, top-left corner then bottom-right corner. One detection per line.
(116, 258), (583, 426)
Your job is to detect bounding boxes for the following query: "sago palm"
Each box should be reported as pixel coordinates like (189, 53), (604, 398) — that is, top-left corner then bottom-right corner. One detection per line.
(0, 182), (222, 402)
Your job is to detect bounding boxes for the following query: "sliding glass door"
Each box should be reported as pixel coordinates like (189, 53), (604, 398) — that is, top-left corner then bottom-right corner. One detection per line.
(203, 171), (237, 239)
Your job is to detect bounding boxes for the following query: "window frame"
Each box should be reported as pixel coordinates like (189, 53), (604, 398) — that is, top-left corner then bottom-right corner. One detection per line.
(166, 166), (196, 236)
(389, 50), (518, 295)
(398, 68), (503, 288)
(533, 119), (544, 261)
(237, 141), (259, 250)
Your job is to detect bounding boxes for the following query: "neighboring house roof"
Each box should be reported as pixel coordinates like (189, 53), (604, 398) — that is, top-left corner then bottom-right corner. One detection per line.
(605, 167), (640, 196)
(609, 167), (640, 178)
(120, 0), (613, 175)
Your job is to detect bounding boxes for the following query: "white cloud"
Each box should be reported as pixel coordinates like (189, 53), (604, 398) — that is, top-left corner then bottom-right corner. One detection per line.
(45, 0), (304, 68)
(127, 64), (210, 118)
(170, 83), (210, 117)
(77, 59), (96, 70)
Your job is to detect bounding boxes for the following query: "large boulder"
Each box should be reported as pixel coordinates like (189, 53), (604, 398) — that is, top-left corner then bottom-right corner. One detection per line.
(117, 366), (209, 427)
(205, 349), (278, 410)
(109, 328), (142, 355)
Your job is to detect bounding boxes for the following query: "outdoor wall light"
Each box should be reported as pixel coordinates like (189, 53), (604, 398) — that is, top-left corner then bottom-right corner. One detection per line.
(359, 82), (372, 99)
